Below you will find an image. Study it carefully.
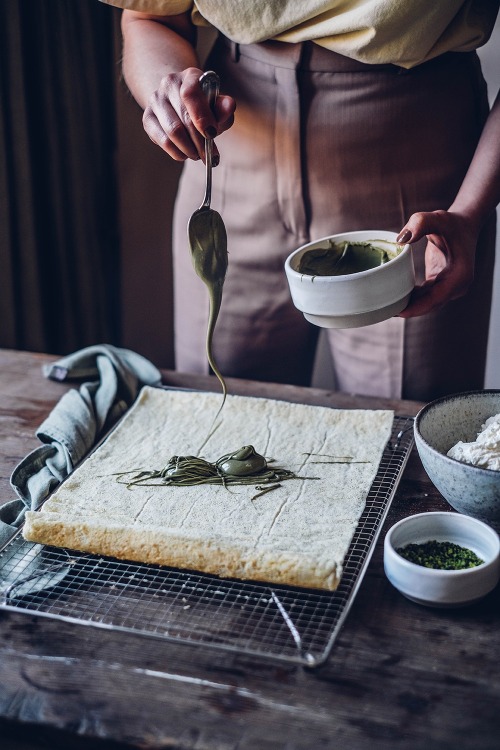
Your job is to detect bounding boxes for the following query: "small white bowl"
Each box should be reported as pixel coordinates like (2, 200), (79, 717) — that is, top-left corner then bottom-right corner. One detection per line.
(284, 230), (415, 329)
(384, 512), (500, 608)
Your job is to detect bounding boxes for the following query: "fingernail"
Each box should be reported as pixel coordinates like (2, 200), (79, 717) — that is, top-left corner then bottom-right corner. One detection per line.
(204, 126), (217, 139)
(396, 229), (412, 244)
(212, 154), (220, 167)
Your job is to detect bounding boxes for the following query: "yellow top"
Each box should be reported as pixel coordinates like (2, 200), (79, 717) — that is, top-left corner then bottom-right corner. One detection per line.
(101, 0), (498, 69)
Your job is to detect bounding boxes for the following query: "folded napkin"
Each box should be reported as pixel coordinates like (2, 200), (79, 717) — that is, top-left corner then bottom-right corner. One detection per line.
(0, 345), (161, 546)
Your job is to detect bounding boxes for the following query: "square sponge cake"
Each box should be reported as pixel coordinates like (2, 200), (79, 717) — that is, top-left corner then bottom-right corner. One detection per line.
(23, 386), (393, 591)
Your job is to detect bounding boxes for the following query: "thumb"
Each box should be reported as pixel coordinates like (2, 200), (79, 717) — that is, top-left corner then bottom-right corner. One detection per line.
(214, 94), (236, 131)
(397, 210), (449, 246)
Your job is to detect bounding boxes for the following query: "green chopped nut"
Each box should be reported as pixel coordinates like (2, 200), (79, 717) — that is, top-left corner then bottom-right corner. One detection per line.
(396, 540), (484, 570)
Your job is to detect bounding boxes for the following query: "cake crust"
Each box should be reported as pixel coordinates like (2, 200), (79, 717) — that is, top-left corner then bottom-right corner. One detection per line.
(23, 387), (393, 591)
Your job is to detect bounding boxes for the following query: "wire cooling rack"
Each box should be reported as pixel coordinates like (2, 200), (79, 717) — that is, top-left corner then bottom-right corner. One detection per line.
(0, 416), (413, 667)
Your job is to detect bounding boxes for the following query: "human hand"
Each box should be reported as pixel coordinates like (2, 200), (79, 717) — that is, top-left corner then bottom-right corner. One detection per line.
(142, 67), (236, 163)
(397, 210), (479, 318)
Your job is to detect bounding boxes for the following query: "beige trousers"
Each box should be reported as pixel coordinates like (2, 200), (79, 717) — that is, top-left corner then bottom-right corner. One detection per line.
(173, 38), (495, 400)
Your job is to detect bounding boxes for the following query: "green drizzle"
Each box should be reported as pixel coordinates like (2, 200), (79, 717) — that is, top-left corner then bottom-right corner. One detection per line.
(396, 540), (484, 570)
(114, 445), (316, 491)
(298, 239), (402, 277)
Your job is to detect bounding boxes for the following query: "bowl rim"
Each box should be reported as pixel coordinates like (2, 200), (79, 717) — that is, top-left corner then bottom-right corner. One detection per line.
(414, 389), (500, 477)
(384, 511), (500, 575)
(284, 230), (411, 282)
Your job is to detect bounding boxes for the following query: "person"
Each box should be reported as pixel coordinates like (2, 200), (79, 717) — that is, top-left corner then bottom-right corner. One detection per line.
(100, 0), (500, 401)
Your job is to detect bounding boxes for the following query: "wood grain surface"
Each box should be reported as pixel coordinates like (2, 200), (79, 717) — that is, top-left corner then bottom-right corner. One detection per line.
(1, 349), (499, 750)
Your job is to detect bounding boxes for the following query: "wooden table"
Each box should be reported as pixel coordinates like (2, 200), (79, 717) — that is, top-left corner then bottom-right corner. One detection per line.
(0, 349), (499, 750)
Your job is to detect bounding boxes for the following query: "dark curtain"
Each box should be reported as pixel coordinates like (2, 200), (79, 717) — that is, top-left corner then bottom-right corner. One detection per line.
(0, 0), (120, 354)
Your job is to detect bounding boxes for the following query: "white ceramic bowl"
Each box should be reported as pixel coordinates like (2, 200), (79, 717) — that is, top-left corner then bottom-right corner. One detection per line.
(414, 391), (500, 527)
(284, 230), (415, 328)
(384, 512), (500, 607)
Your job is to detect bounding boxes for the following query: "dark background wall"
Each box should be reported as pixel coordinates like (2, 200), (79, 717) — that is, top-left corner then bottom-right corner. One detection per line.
(0, 0), (180, 368)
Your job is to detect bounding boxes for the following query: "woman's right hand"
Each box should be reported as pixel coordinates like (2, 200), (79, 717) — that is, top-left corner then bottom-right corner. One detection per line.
(142, 67), (236, 164)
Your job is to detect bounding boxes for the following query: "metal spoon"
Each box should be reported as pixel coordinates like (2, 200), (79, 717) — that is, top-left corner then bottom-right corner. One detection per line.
(187, 71), (228, 406)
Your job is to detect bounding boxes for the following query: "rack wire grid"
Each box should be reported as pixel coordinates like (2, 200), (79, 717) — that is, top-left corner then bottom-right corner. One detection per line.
(0, 416), (414, 667)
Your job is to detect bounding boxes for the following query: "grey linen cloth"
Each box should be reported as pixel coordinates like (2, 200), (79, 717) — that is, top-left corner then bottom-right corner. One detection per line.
(0, 345), (161, 546)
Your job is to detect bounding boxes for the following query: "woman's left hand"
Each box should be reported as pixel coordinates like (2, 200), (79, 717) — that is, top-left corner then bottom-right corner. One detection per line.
(397, 209), (479, 317)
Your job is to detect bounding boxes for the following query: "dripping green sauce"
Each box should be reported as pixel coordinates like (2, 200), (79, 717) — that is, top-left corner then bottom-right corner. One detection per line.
(298, 239), (403, 277)
(188, 209), (229, 410)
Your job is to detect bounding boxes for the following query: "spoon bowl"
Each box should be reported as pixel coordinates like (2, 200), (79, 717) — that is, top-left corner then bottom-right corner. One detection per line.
(187, 71), (228, 401)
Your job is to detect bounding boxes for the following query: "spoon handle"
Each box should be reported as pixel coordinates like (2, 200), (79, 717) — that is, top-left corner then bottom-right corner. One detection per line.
(199, 71), (220, 209)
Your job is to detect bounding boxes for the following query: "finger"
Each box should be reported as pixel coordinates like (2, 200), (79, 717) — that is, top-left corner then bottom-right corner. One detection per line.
(399, 279), (448, 317)
(397, 210), (450, 247)
(214, 94), (236, 133)
(142, 108), (191, 161)
(424, 242), (447, 280)
(399, 263), (472, 317)
(178, 75), (229, 161)
(160, 105), (207, 160)
(149, 69), (213, 160)
(398, 274), (464, 317)
(144, 95), (202, 160)
(180, 69), (219, 139)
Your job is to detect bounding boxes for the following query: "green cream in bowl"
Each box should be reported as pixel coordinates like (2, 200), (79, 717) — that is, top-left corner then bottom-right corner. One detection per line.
(284, 230), (415, 329)
(298, 238), (403, 277)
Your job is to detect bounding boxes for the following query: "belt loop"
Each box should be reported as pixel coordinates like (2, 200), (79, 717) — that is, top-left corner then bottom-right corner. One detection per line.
(230, 41), (240, 63)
